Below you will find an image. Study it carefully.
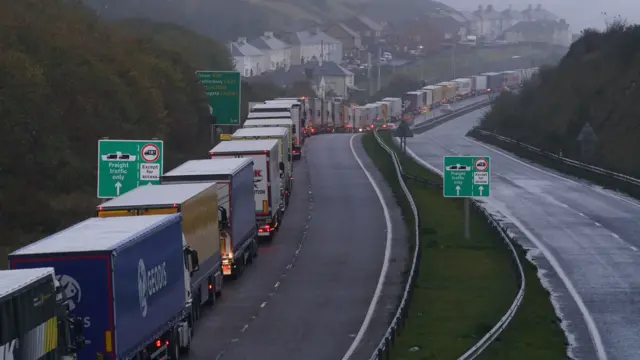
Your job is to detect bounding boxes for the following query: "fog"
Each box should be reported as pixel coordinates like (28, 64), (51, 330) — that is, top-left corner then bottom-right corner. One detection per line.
(441, 0), (640, 33)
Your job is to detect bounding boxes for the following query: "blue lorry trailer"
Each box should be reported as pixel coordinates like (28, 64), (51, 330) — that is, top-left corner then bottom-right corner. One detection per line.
(9, 214), (197, 360)
(161, 158), (257, 277)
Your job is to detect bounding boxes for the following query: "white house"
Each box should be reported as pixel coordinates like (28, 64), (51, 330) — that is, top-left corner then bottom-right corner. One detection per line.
(286, 29), (343, 65)
(248, 32), (292, 71)
(231, 37), (265, 77)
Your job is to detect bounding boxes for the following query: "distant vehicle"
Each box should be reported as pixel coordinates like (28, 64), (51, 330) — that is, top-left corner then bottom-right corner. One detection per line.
(446, 164), (470, 171)
(378, 123), (397, 131)
(441, 104), (454, 113)
(101, 152), (136, 161)
(383, 52), (392, 61)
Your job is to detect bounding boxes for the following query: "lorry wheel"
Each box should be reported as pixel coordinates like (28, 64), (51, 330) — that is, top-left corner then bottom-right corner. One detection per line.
(169, 328), (180, 360)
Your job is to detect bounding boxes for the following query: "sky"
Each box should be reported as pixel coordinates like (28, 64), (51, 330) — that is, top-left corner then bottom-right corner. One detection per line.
(441, 0), (640, 33)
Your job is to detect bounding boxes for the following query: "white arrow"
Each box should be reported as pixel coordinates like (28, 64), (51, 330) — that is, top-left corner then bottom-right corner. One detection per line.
(115, 182), (122, 196)
(147, 182), (153, 186)
(455, 185), (461, 196)
(478, 186), (484, 196)
(208, 105), (214, 115)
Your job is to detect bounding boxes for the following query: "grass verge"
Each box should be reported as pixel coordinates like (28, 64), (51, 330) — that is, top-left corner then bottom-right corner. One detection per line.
(361, 131), (567, 360)
(468, 128), (640, 200)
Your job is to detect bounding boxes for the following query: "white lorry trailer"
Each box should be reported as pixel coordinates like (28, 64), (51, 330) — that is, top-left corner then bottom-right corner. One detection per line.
(231, 127), (292, 204)
(209, 140), (283, 240)
(249, 103), (303, 160)
(381, 97), (402, 120)
(453, 78), (472, 98)
(242, 119), (294, 164)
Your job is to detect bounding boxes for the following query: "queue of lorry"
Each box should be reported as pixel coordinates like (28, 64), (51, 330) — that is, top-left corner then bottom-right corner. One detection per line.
(0, 66), (540, 360)
(401, 67), (539, 116)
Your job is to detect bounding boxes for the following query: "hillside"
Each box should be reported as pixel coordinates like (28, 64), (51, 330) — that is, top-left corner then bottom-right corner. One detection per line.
(85, 0), (455, 40)
(476, 22), (640, 177)
(0, 0), (229, 255)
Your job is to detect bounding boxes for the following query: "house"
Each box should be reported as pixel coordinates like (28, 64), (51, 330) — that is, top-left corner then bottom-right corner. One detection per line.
(472, 5), (503, 40)
(231, 37), (265, 77)
(344, 15), (384, 47)
(249, 31), (291, 72)
(388, 15), (463, 52)
(324, 23), (362, 58)
(294, 60), (355, 97)
(503, 20), (570, 46)
(522, 4), (558, 21)
(500, 6), (524, 34)
(284, 29), (343, 65)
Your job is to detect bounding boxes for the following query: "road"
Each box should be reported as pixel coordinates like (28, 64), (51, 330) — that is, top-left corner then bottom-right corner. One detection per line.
(404, 108), (640, 360)
(187, 134), (408, 360)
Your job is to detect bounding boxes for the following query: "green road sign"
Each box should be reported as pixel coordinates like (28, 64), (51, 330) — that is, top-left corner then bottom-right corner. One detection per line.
(196, 71), (241, 126)
(443, 156), (490, 197)
(97, 140), (164, 198)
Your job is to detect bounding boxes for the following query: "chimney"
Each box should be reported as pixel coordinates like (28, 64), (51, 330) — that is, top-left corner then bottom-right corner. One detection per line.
(264, 31), (273, 38)
(486, 4), (493, 12)
(477, 5), (483, 11)
(527, 4), (532, 11)
(237, 37), (246, 44)
(536, 4), (542, 10)
(559, 19), (566, 24)
(320, 40), (324, 66)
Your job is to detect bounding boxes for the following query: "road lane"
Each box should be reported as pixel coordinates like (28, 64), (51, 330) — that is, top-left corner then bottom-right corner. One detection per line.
(218, 134), (408, 360)
(186, 155), (313, 359)
(405, 109), (640, 360)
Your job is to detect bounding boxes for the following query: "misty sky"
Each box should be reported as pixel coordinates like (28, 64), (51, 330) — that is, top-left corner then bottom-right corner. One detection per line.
(442, 0), (640, 33)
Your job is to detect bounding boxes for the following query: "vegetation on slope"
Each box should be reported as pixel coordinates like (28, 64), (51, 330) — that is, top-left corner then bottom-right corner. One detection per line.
(0, 0), (310, 268)
(476, 22), (640, 178)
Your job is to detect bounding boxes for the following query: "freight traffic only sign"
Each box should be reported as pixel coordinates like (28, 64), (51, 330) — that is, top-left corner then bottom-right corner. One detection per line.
(443, 156), (490, 197)
(196, 70), (241, 126)
(97, 140), (164, 198)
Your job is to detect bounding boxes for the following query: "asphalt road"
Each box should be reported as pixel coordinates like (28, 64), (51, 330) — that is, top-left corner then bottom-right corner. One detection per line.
(411, 94), (492, 127)
(187, 134), (408, 360)
(405, 108), (640, 360)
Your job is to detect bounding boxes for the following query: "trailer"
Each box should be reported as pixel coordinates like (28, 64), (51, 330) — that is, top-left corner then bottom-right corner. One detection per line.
(161, 158), (258, 277)
(250, 102), (302, 159)
(453, 78), (472, 98)
(472, 75), (488, 94)
(501, 70), (520, 89)
(97, 182), (229, 291)
(308, 97), (323, 130)
(274, 97), (309, 125)
(403, 91), (423, 113)
(354, 106), (370, 131)
(209, 140), (283, 240)
(427, 85), (444, 106)
(231, 127), (292, 200)
(482, 72), (504, 92)
(243, 118), (298, 161)
(436, 82), (457, 102)
(420, 88), (434, 109)
(9, 214), (197, 360)
(381, 97), (402, 120)
(0, 268), (84, 360)
(375, 101), (391, 123)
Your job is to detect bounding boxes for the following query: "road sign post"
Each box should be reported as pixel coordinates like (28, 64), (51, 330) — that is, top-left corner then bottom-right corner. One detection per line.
(443, 156), (491, 239)
(97, 140), (164, 198)
(195, 71), (241, 127)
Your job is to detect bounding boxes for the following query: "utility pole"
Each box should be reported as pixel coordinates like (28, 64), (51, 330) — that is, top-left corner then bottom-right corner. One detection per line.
(377, 45), (382, 92)
(451, 43), (456, 79)
(367, 52), (373, 96)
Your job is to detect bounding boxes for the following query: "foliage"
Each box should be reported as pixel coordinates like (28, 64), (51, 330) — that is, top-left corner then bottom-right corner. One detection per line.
(478, 21), (640, 177)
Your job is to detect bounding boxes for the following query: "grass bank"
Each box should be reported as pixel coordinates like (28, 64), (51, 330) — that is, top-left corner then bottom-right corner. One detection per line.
(361, 131), (566, 360)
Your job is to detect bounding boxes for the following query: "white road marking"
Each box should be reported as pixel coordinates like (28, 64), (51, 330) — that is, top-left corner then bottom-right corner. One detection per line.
(630, 246), (638, 251)
(260, 302), (267, 308)
(274, 281), (280, 289)
(341, 134), (393, 360)
(403, 138), (609, 360)
(240, 324), (249, 332)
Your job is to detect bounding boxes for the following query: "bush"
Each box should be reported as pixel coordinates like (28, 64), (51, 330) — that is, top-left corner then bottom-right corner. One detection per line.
(477, 21), (640, 178)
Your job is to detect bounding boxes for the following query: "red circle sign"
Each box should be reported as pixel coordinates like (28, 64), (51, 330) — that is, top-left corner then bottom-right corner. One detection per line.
(474, 158), (488, 171)
(141, 144), (160, 162)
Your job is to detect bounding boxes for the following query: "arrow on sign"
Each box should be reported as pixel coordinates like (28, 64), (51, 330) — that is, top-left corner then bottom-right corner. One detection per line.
(208, 105), (214, 115)
(115, 182), (122, 196)
(456, 185), (461, 196)
(478, 186), (484, 196)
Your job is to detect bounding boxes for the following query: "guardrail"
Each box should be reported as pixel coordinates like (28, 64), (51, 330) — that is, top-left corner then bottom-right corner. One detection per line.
(468, 129), (640, 198)
(412, 100), (492, 134)
(368, 131), (421, 360)
(369, 130), (526, 360)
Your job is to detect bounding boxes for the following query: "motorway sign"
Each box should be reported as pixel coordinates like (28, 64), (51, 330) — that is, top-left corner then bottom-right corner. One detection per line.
(443, 156), (490, 197)
(98, 140), (164, 198)
(196, 71), (241, 126)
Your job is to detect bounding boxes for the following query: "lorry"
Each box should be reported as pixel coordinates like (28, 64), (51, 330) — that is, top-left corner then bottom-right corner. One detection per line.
(231, 127), (292, 202)
(424, 85), (444, 106)
(403, 91), (423, 113)
(0, 268), (85, 360)
(209, 140), (283, 240)
(160, 159), (258, 277)
(472, 75), (488, 94)
(375, 101), (390, 123)
(501, 70), (520, 89)
(97, 182), (231, 299)
(9, 214), (199, 360)
(482, 72), (504, 92)
(308, 97), (323, 130)
(366, 103), (382, 126)
(436, 82), (457, 102)
(242, 118), (294, 161)
(249, 102), (303, 159)
(354, 106), (370, 131)
(381, 97), (402, 120)
(274, 97), (309, 125)
(421, 88), (435, 110)
(452, 78), (472, 98)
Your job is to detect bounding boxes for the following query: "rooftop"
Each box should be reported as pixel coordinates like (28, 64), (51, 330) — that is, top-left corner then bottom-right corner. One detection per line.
(210, 139), (279, 153)
(249, 31), (290, 50)
(163, 158), (253, 178)
(100, 183), (215, 208)
(0, 268), (54, 299)
(231, 37), (263, 57)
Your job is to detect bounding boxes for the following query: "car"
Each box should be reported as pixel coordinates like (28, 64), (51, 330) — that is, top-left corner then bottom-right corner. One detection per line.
(441, 104), (454, 113)
(445, 164), (470, 171)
